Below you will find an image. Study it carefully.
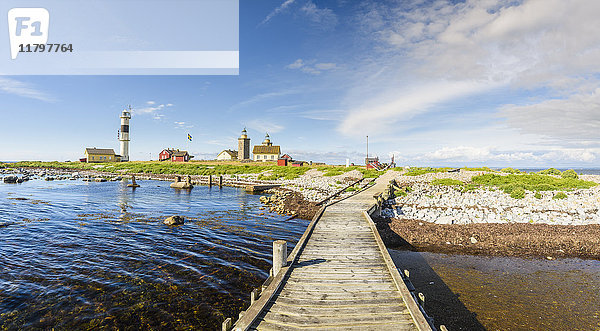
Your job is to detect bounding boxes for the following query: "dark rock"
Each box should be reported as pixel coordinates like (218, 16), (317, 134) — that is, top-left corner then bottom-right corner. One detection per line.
(164, 215), (185, 226)
(3, 175), (18, 183)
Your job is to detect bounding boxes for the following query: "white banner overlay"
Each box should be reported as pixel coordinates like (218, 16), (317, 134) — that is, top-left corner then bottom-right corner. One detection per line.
(1, 0), (239, 75)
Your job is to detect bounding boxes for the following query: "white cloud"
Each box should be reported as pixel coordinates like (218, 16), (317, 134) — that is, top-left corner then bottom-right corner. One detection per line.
(133, 102), (173, 120)
(0, 77), (54, 102)
(287, 59), (305, 69)
(262, 0), (337, 30)
(300, 1), (338, 30)
(398, 146), (598, 165)
(300, 109), (344, 121)
(340, 80), (496, 135)
(247, 119), (284, 134)
(174, 121), (193, 129)
(232, 89), (299, 109)
(315, 63), (336, 70)
(372, 0), (600, 87)
(332, 0), (600, 165)
(499, 88), (600, 140)
(286, 58), (337, 75)
(261, 0), (297, 25)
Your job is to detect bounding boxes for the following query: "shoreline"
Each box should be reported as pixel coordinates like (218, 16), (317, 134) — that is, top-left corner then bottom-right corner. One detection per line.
(375, 216), (600, 260)
(6, 165), (600, 260)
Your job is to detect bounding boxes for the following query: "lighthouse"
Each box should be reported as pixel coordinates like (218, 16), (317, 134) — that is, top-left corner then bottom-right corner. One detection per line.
(119, 107), (131, 162)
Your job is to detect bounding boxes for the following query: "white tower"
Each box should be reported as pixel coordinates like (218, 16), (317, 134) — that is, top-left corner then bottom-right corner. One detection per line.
(119, 106), (131, 162)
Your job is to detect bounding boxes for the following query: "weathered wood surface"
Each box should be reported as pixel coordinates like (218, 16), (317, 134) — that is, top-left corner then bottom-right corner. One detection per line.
(235, 171), (432, 331)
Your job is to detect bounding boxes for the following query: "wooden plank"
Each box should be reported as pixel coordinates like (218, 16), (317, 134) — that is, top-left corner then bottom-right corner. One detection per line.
(260, 311), (415, 326)
(273, 296), (407, 307)
(253, 319), (414, 331)
(277, 291), (402, 301)
(267, 304), (409, 317)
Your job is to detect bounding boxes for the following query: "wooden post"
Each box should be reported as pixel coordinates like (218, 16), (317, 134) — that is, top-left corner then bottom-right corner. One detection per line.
(222, 318), (232, 331)
(209, 175), (212, 187)
(273, 240), (287, 276)
(251, 288), (259, 305)
(219, 175), (223, 188)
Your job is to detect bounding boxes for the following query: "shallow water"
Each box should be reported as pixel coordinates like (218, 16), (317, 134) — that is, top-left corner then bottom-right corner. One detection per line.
(390, 249), (600, 330)
(0, 179), (308, 329)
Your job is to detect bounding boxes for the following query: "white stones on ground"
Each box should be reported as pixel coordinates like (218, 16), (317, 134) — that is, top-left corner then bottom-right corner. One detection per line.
(392, 175), (600, 226)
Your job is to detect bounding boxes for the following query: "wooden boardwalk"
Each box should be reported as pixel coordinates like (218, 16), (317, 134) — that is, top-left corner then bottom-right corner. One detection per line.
(233, 172), (433, 331)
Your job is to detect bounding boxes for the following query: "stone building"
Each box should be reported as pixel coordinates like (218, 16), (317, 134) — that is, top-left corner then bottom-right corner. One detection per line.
(253, 133), (281, 162)
(238, 128), (250, 160)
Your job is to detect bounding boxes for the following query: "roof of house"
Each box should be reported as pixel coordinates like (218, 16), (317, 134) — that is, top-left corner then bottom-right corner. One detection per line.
(172, 150), (189, 157)
(220, 149), (238, 158)
(161, 149), (189, 157)
(280, 154), (292, 159)
(253, 145), (281, 154)
(85, 148), (116, 155)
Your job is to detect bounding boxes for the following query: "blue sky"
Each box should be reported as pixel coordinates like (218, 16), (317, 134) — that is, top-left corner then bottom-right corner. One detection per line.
(1, 0), (600, 167)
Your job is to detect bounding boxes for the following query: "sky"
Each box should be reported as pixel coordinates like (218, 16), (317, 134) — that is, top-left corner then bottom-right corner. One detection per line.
(1, 0), (600, 167)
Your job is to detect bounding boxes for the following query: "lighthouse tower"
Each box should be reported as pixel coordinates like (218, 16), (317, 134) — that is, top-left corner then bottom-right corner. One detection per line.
(119, 107), (131, 162)
(237, 128), (250, 160)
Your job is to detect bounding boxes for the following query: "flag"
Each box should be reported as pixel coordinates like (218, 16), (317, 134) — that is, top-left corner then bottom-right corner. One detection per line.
(187, 133), (192, 141)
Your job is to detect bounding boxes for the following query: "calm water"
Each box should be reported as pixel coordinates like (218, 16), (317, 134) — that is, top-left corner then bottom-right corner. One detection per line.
(0, 179), (308, 329)
(390, 250), (600, 330)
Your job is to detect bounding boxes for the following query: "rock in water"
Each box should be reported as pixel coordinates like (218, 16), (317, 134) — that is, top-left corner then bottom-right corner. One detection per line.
(164, 215), (185, 226)
(3, 175), (18, 183)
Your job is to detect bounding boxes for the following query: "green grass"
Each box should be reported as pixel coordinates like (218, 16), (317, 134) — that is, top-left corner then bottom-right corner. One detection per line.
(316, 166), (383, 178)
(2, 161), (313, 178)
(561, 169), (579, 179)
(510, 187), (525, 199)
(404, 167), (451, 176)
(2, 161), (385, 180)
(538, 168), (562, 176)
(431, 178), (464, 186)
(461, 167), (495, 172)
(553, 192), (568, 200)
(394, 189), (407, 197)
(534, 192), (542, 199)
(472, 173), (596, 195)
(500, 167), (521, 174)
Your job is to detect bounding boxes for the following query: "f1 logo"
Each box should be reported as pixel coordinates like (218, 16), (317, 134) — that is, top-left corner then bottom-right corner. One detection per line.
(7, 8), (49, 59)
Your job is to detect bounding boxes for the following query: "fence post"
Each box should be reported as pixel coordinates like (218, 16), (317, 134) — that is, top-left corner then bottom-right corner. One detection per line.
(273, 240), (287, 276)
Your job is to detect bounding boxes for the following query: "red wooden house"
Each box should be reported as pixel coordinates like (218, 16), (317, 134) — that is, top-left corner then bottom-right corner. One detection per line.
(159, 149), (192, 162)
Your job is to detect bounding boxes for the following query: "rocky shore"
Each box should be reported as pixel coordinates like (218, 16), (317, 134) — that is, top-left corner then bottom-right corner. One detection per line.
(375, 216), (600, 259)
(259, 190), (321, 220)
(389, 171), (600, 226)
(374, 170), (600, 259)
